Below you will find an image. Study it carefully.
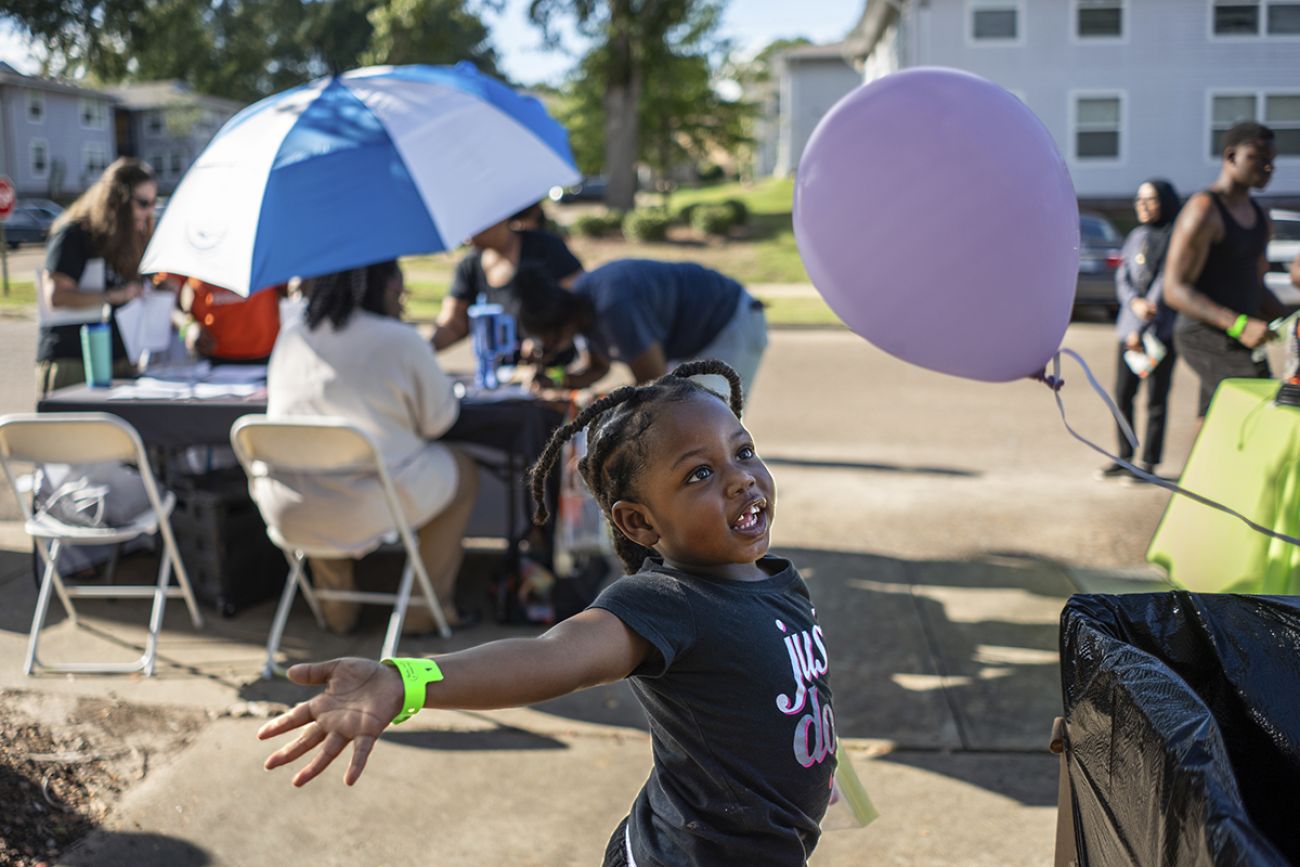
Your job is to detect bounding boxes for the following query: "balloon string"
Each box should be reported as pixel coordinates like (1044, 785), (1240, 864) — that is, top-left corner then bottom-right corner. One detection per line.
(1038, 348), (1300, 550)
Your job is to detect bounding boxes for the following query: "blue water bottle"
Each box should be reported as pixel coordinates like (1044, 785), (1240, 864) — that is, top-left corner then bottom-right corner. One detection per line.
(468, 294), (517, 390)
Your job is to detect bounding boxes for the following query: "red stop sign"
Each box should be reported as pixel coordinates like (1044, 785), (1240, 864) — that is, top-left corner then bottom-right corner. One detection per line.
(0, 176), (14, 221)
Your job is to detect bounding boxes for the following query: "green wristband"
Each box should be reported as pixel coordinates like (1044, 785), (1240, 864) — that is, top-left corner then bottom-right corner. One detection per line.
(1226, 314), (1249, 340)
(381, 657), (443, 725)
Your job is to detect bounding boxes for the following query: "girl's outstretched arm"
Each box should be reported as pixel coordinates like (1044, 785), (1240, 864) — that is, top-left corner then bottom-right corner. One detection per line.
(258, 608), (648, 787)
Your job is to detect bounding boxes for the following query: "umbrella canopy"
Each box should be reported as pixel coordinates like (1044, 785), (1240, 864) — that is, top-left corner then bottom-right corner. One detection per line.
(140, 62), (580, 296)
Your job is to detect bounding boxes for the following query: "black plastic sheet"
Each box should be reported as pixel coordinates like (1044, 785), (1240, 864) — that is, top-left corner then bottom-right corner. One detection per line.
(1059, 593), (1300, 866)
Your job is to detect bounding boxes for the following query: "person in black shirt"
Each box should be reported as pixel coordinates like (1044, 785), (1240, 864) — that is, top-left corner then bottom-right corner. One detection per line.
(258, 361), (838, 866)
(37, 157), (157, 396)
(1165, 122), (1287, 420)
(430, 208), (583, 351)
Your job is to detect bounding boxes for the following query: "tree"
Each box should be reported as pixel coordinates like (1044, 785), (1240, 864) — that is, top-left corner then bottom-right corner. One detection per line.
(527, 0), (730, 211)
(1, 0), (503, 102)
(557, 30), (753, 194)
(362, 0), (502, 75)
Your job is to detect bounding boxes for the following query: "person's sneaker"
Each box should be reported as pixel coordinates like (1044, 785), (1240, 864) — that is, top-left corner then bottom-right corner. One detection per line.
(1095, 462), (1128, 480)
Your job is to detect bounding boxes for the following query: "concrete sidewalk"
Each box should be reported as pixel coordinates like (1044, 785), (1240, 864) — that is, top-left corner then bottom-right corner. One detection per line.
(0, 320), (1183, 865)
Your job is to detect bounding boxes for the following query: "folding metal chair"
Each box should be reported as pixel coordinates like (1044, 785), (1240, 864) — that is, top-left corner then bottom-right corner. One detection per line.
(229, 415), (452, 679)
(0, 412), (205, 675)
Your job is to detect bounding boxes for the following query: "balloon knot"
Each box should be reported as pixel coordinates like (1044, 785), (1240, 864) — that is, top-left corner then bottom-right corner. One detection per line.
(1032, 370), (1064, 392)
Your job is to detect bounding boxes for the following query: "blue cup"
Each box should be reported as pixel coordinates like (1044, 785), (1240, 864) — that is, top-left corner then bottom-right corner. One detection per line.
(80, 322), (112, 388)
(468, 302), (517, 390)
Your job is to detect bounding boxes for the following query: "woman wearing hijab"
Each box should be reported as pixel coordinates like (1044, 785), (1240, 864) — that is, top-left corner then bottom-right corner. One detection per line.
(1098, 179), (1182, 481)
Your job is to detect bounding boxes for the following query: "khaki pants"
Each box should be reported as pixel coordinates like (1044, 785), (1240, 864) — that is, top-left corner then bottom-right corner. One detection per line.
(309, 448), (480, 634)
(36, 358), (136, 398)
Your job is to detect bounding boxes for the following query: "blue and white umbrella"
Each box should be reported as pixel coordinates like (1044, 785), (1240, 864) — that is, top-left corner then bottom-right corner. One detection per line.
(140, 63), (580, 296)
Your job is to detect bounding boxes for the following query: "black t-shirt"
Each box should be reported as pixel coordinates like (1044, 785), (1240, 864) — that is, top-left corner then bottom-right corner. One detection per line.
(39, 221), (130, 362)
(449, 229), (582, 316)
(591, 556), (836, 866)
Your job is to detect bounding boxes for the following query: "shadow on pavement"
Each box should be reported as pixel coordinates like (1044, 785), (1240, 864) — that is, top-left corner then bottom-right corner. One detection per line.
(384, 722), (568, 752)
(763, 455), (980, 478)
(62, 832), (211, 866)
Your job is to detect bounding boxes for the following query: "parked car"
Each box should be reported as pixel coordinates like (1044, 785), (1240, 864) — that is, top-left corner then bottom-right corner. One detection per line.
(1266, 208), (1300, 309)
(3, 206), (52, 248)
(1074, 212), (1124, 312)
(548, 176), (608, 204)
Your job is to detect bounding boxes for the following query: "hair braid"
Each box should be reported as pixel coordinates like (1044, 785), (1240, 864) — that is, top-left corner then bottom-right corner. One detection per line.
(666, 359), (744, 417)
(526, 359), (746, 574)
(527, 385), (642, 526)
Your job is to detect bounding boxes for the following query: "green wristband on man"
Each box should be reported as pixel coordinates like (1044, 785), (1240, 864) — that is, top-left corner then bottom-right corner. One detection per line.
(1226, 314), (1249, 340)
(381, 657), (444, 725)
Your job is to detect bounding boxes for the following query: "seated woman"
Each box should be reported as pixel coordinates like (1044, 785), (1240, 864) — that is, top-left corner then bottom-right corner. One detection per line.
(515, 258), (768, 400)
(431, 207), (584, 351)
(252, 261), (479, 633)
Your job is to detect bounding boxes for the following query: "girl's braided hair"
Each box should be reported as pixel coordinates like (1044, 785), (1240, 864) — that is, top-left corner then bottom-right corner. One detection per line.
(527, 360), (745, 573)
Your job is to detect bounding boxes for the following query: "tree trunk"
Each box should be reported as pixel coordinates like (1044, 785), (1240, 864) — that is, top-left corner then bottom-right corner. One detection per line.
(603, 76), (641, 211)
(602, 0), (641, 212)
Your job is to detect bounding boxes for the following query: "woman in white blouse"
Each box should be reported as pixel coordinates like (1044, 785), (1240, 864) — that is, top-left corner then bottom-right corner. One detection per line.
(255, 261), (479, 633)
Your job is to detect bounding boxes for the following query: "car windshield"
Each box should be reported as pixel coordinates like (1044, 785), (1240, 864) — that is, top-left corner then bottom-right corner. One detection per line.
(1274, 219), (1300, 243)
(1080, 217), (1121, 245)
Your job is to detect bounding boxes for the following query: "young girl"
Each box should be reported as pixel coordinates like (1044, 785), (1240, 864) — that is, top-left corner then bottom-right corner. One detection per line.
(257, 360), (836, 865)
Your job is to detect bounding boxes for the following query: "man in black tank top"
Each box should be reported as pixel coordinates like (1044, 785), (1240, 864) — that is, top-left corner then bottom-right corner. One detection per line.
(1165, 121), (1285, 419)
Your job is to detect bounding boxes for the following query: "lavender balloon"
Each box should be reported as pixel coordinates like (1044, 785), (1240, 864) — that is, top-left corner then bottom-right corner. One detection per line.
(794, 68), (1078, 382)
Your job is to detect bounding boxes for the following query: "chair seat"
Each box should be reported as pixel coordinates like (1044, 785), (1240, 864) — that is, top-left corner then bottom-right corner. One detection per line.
(267, 523), (401, 560)
(26, 490), (175, 546)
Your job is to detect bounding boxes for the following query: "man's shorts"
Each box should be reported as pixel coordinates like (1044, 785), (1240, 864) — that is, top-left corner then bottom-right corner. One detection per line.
(1173, 322), (1271, 417)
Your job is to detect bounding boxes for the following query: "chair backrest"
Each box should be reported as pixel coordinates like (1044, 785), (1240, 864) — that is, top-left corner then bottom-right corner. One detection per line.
(230, 415), (381, 477)
(0, 413), (143, 466)
(0, 413), (166, 528)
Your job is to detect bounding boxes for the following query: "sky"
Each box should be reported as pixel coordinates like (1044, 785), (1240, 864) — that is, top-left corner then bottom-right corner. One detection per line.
(0, 0), (864, 86)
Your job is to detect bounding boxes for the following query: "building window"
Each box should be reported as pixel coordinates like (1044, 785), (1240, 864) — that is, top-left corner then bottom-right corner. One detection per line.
(970, 1), (1022, 42)
(80, 98), (108, 129)
(169, 151), (184, 177)
(27, 92), (44, 123)
(147, 110), (164, 136)
(83, 142), (109, 178)
(1270, 1), (1300, 32)
(148, 153), (164, 176)
(1213, 1), (1300, 35)
(1266, 93), (1300, 155)
(31, 140), (48, 178)
(1074, 94), (1122, 160)
(1210, 92), (1300, 157)
(1076, 0), (1124, 37)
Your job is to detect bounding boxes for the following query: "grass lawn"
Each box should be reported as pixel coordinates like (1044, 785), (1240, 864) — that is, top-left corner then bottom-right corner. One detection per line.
(6, 179), (843, 328)
(0, 280), (35, 309)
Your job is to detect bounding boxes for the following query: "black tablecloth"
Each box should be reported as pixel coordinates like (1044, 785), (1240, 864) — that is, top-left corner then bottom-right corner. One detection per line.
(37, 382), (566, 467)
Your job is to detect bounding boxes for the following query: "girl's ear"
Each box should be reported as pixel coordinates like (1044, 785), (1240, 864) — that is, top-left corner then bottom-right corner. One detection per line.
(610, 500), (659, 548)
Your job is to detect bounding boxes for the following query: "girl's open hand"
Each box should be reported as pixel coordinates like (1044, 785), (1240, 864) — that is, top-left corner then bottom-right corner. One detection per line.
(257, 658), (404, 787)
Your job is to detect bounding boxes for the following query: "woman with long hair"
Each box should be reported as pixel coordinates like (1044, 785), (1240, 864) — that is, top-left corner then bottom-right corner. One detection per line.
(37, 157), (156, 396)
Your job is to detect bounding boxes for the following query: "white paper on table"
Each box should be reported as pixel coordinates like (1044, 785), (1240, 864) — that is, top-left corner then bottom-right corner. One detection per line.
(107, 384), (186, 400)
(115, 290), (176, 364)
(192, 382), (261, 399)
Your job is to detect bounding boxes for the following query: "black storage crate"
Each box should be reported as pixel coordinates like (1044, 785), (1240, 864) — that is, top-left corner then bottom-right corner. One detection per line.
(170, 469), (284, 617)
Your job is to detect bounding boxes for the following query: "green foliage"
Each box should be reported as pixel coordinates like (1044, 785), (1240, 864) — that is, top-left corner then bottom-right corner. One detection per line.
(690, 204), (735, 237)
(720, 198), (749, 226)
(572, 213), (622, 238)
(675, 202), (700, 224)
(622, 209), (671, 242)
(539, 0), (754, 207)
(362, 0), (501, 73)
(4, 0), (503, 102)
